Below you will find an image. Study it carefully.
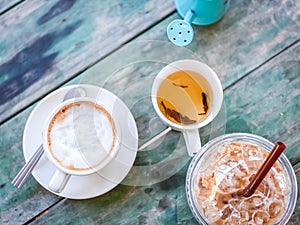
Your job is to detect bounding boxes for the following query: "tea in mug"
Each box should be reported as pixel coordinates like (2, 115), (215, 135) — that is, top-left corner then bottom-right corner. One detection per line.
(156, 70), (211, 125)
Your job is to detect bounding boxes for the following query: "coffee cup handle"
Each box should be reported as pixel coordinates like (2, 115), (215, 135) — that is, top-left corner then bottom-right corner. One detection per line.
(48, 169), (71, 193)
(183, 129), (201, 157)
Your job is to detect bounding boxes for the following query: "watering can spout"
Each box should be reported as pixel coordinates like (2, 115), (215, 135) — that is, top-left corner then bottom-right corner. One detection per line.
(167, 0), (230, 46)
(184, 9), (194, 23)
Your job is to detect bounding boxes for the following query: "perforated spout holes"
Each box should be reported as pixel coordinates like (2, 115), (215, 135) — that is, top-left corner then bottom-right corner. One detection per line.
(167, 9), (195, 46)
(167, 19), (194, 46)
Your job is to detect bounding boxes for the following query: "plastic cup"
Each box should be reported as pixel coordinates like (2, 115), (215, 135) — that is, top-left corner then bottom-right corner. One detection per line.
(186, 133), (297, 225)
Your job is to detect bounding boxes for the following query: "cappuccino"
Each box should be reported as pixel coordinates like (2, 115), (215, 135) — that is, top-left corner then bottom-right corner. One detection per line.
(47, 100), (117, 172)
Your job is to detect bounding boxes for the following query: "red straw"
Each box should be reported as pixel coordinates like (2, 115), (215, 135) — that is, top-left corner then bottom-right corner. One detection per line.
(242, 142), (286, 197)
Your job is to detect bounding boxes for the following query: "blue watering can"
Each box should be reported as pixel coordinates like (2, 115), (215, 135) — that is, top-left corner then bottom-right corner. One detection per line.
(167, 0), (230, 46)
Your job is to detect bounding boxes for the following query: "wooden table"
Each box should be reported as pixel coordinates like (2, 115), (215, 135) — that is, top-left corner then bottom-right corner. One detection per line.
(1, 0), (300, 224)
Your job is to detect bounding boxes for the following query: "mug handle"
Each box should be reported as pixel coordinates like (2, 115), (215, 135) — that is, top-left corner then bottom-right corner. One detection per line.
(48, 169), (71, 193)
(183, 129), (201, 156)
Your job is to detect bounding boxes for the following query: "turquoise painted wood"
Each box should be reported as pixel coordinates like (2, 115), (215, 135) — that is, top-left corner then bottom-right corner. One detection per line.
(223, 44), (300, 166)
(0, 0), (175, 123)
(2, 37), (300, 224)
(137, 0), (300, 89)
(0, 0), (22, 14)
(0, 103), (62, 225)
(1, 0), (300, 224)
(1, 0), (300, 123)
(17, 41), (300, 225)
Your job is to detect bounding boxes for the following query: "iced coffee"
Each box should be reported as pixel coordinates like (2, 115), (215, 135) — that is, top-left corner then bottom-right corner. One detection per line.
(186, 134), (297, 225)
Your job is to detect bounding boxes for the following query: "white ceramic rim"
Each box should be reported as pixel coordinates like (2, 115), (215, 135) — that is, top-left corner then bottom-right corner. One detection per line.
(23, 84), (138, 199)
(186, 133), (298, 225)
(151, 59), (223, 130)
(43, 97), (121, 176)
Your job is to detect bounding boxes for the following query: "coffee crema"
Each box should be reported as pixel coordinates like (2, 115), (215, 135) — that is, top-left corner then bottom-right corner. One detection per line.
(195, 142), (290, 225)
(156, 70), (211, 125)
(47, 101), (117, 172)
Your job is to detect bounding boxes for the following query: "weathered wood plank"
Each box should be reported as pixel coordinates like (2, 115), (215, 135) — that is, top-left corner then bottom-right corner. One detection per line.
(223, 46), (300, 166)
(69, 0), (300, 102)
(21, 171), (300, 224)
(0, 0), (175, 123)
(1, 0), (300, 224)
(140, 0), (300, 88)
(0, 0), (22, 14)
(1, 0), (300, 124)
(5, 39), (300, 225)
(0, 103), (62, 225)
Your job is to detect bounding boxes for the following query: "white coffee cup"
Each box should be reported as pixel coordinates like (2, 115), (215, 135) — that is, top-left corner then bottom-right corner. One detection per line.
(43, 97), (121, 193)
(151, 59), (223, 156)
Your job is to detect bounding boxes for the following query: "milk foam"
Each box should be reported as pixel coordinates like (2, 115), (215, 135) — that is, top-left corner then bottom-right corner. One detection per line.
(48, 101), (116, 171)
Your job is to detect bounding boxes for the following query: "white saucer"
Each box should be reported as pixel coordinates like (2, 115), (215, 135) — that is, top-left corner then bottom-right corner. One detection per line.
(23, 84), (138, 199)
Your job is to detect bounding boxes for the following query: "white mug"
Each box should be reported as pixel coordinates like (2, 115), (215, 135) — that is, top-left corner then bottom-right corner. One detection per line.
(43, 97), (121, 193)
(150, 59), (223, 156)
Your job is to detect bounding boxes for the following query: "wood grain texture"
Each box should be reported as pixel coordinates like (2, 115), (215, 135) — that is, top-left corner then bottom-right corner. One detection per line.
(1, 0), (300, 224)
(223, 43), (300, 166)
(14, 41), (300, 225)
(1, 0), (300, 123)
(0, 103), (61, 225)
(136, 0), (300, 89)
(0, 0), (175, 123)
(0, 0), (22, 14)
